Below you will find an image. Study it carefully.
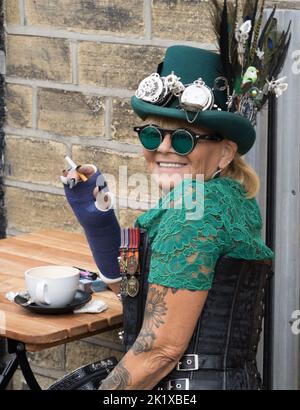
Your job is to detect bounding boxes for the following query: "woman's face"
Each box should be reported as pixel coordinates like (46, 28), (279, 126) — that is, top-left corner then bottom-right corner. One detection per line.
(141, 116), (236, 192)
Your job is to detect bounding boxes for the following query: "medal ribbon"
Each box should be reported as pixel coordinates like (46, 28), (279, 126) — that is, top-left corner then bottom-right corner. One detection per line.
(119, 228), (140, 274)
(119, 228), (141, 296)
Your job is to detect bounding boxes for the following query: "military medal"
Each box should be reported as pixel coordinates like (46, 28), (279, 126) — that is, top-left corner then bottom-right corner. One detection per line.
(119, 229), (129, 296)
(127, 228), (140, 276)
(118, 227), (141, 297)
(126, 276), (139, 298)
(118, 251), (127, 274)
(127, 254), (138, 275)
(118, 229), (128, 275)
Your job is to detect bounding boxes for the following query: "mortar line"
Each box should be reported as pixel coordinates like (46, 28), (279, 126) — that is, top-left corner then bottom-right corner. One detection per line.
(4, 126), (142, 154)
(4, 179), (154, 208)
(105, 97), (112, 140)
(5, 77), (134, 98)
(143, 0), (152, 40)
(70, 40), (79, 85)
(6, 25), (216, 50)
(31, 86), (38, 129)
(19, 0), (25, 26)
(5, 179), (154, 212)
(4, 179), (66, 195)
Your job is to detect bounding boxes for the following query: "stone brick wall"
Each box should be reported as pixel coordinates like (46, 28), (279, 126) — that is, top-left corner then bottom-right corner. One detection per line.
(3, 0), (300, 390)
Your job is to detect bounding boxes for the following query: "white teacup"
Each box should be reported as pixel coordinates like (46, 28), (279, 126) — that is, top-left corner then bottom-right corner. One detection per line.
(25, 266), (80, 308)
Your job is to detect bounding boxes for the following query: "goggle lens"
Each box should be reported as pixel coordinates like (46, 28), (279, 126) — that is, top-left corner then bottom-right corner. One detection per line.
(139, 126), (162, 151)
(171, 130), (194, 155)
(135, 125), (222, 156)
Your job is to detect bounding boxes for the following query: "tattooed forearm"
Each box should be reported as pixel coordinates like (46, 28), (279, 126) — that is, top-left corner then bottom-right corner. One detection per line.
(99, 361), (131, 390)
(132, 285), (167, 356)
(132, 330), (156, 354)
(144, 285), (168, 328)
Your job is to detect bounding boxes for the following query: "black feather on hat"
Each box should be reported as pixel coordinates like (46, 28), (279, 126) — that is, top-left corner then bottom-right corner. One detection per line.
(131, 0), (291, 155)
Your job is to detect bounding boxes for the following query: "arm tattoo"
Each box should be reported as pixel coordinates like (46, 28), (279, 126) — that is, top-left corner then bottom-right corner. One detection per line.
(132, 285), (168, 355)
(99, 360), (131, 390)
(131, 329), (156, 354)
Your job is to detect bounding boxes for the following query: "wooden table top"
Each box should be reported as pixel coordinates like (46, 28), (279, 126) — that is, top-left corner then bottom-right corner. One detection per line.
(0, 229), (123, 352)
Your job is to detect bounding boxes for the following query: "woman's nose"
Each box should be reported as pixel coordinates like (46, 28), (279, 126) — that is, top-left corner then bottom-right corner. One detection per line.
(156, 133), (175, 154)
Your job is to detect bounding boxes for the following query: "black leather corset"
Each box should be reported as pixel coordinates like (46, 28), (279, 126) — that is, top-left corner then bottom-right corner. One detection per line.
(122, 229), (273, 390)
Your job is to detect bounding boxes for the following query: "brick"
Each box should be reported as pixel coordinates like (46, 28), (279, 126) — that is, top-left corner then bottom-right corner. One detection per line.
(72, 145), (150, 204)
(5, 0), (20, 25)
(111, 98), (139, 144)
(5, 187), (80, 233)
(6, 35), (72, 82)
(4, 136), (68, 187)
(25, 0), (144, 36)
(12, 369), (56, 390)
(28, 345), (65, 371)
(72, 145), (147, 177)
(152, 0), (216, 43)
(65, 340), (123, 372)
(78, 43), (165, 89)
(6, 84), (33, 129)
(37, 89), (105, 137)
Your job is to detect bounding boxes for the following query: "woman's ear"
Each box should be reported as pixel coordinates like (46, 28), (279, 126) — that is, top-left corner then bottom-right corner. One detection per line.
(219, 140), (238, 169)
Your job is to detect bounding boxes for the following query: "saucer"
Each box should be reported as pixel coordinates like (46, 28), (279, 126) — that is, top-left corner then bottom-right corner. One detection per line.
(14, 290), (92, 315)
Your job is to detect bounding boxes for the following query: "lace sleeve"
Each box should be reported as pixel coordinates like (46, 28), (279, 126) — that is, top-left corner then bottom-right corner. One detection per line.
(148, 181), (231, 291)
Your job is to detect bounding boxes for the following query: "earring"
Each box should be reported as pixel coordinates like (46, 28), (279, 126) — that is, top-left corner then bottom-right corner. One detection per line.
(211, 167), (222, 179)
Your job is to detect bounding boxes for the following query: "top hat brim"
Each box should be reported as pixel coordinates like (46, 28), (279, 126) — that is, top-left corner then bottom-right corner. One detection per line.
(131, 96), (255, 156)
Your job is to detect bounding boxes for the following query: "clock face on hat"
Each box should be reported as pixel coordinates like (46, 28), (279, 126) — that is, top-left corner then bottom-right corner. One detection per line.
(181, 82), (214, 112)
(135, 73), (164, 103)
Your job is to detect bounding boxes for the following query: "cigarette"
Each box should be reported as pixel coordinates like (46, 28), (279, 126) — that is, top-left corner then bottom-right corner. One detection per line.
(64, 156), (88, 182)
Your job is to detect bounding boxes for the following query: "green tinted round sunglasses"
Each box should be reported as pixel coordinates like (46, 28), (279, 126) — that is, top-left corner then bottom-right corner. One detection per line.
(134, 124), (223, 156)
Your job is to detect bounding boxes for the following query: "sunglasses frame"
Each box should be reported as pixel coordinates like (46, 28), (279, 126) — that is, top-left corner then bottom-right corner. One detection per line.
(133, 124), (223, 155)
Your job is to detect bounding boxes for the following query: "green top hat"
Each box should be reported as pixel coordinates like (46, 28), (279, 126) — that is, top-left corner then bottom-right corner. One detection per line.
(131, 45), (256, 155)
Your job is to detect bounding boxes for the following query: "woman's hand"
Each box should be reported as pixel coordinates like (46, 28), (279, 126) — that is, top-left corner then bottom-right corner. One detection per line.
(61, 164), (97, 187)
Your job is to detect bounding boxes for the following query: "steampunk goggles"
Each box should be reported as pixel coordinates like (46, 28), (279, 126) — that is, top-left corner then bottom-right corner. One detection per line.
(134, 124), (223, 156)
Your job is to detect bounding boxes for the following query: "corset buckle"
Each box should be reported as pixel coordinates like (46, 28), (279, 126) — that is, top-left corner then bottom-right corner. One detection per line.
(176, 354), (199, 371)
(166, 378), (190, 390)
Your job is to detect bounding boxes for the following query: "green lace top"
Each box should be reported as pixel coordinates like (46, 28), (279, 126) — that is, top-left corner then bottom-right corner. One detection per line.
(135, 177), (274, 291)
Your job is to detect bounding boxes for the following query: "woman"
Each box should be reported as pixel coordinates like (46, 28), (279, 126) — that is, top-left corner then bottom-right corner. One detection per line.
(62, 45), (275, 390)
